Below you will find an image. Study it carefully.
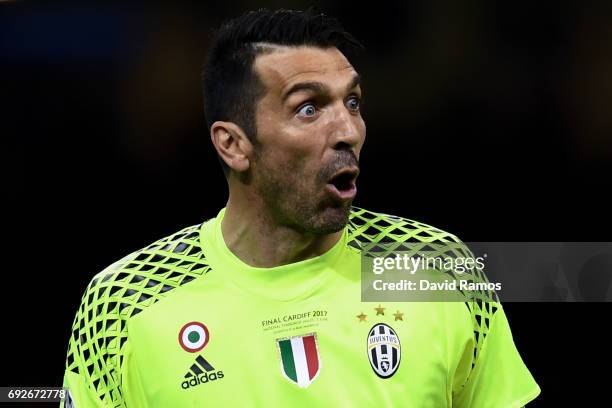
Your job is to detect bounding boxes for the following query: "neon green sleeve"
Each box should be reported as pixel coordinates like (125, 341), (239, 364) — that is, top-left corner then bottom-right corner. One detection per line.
(60, 256), (144, 408)
(61, 371), (104, 407)
(61, 336), (145, 408)
(60, 268), (130, 408)
(452, 303), (541, 407)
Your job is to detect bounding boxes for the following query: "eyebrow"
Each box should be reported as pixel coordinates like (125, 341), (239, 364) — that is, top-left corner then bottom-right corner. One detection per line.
(281, 74), (362, 104)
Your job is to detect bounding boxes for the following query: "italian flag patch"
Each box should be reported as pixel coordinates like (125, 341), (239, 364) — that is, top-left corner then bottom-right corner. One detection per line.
(276, 333), (320, 388)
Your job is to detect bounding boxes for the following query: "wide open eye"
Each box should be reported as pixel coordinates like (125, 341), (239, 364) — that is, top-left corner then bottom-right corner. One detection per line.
(346, 96), (361, 111)
(297, 103), (317, 118)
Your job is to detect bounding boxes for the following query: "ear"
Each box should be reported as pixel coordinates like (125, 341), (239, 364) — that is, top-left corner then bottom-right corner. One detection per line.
(210, 121), (253, 173)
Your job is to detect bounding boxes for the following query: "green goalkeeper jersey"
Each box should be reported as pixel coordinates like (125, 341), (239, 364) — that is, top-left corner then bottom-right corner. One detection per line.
(62, 207), (540, 407)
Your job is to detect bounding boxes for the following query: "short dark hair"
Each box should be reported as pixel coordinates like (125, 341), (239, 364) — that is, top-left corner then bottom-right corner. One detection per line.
(202, 8), (364, 175)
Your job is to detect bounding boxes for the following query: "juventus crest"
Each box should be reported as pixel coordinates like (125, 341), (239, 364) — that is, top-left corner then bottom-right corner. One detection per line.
(367, 323), (401, 378)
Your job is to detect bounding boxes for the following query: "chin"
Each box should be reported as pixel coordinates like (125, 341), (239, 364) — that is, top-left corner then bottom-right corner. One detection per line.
(308, 205), (351, 234)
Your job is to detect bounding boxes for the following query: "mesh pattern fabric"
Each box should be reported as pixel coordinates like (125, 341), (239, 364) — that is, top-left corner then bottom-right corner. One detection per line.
(65, 224), (211, 406)
(346, 207), (500, 369)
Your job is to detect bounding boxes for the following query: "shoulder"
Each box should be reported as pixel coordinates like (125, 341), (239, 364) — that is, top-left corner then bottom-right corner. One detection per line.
(348, 206), (462, 248)
(66, 222), (213, 375)
(65, 221), (215, 397)
(347, 206), (481, 289)
(84, 222), (211, 320)
(348, 207), (500, 363)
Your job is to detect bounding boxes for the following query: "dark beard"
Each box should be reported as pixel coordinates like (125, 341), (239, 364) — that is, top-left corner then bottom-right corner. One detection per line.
(252, 149), (358, 235)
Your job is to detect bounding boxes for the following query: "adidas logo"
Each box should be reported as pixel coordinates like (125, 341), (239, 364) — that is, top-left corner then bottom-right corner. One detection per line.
(181, 355), (224, 389)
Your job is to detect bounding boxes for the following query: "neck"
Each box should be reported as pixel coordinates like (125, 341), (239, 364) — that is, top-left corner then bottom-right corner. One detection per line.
(221, 188), (343, 268)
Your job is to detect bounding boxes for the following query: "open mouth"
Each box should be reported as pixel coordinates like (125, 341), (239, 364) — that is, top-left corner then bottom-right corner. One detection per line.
(329, 172), (356, 191)
(326, 168), (359, 199)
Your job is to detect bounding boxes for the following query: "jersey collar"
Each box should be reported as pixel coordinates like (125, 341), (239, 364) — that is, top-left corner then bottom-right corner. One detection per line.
(199, 208), (347, 301)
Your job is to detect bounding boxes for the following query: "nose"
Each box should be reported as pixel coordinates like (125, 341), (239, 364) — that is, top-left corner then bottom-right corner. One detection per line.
(330, 102), (364, 151)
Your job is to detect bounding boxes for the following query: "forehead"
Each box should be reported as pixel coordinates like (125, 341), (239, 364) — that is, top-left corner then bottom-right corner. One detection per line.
(253, 46), (358, 96)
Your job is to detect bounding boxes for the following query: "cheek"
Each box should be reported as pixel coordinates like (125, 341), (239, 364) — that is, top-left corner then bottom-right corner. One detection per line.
(273, 151), (322, 189)
(256, 120), (325, 181)
(258, 146), (308, 182)
(264, 136), (319, 171)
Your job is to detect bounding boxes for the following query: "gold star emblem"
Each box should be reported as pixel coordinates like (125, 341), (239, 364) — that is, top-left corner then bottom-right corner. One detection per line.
(356, 312), (367, 322)
(393, 311), (404, 321)
(375, 305), (385, 316)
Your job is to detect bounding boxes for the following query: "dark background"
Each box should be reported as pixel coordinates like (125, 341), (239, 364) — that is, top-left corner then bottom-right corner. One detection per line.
(3, 0), (611, 406)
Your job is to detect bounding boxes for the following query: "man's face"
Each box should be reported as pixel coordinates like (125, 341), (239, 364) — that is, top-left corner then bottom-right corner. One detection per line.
(249, 46), (366, 234)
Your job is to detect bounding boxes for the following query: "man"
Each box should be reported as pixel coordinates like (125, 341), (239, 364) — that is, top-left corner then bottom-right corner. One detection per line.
(61, 9), (540, 407)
